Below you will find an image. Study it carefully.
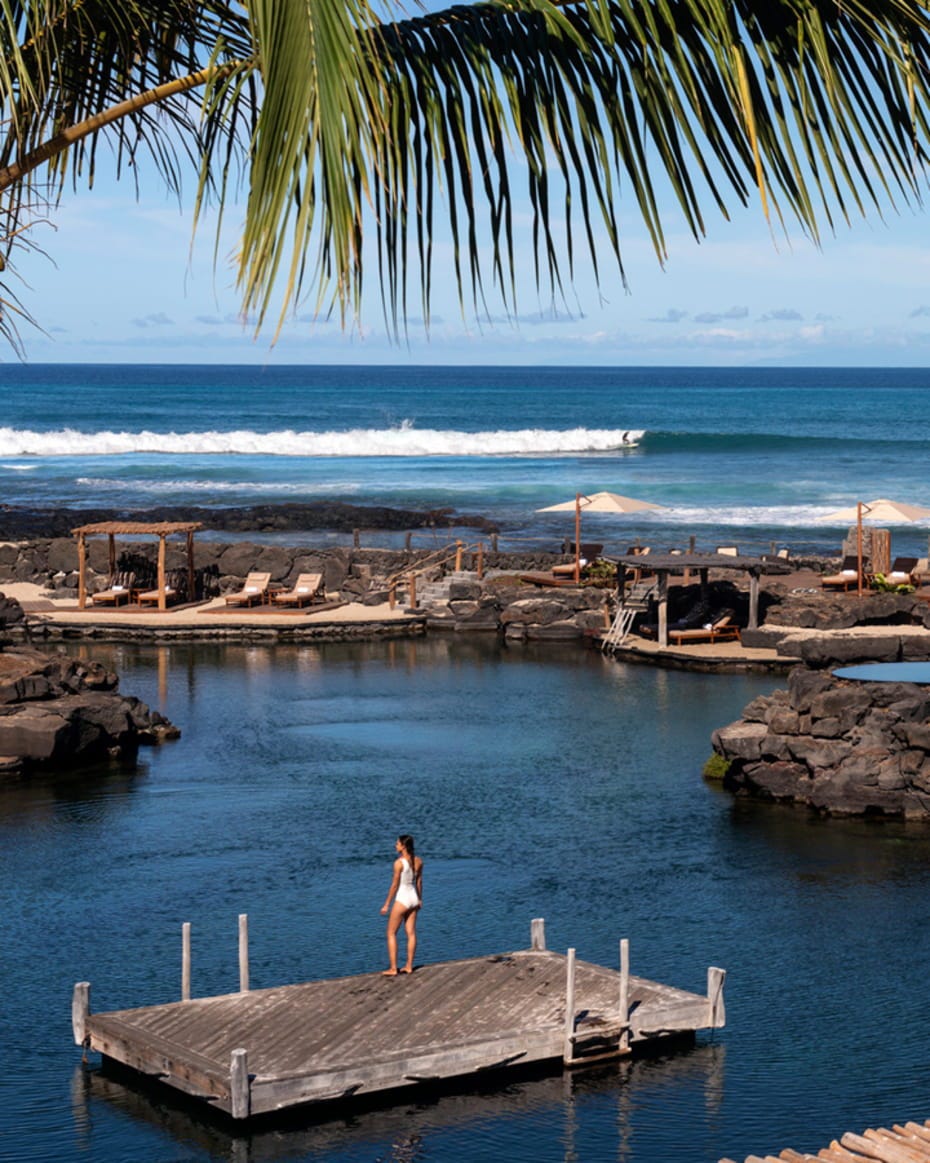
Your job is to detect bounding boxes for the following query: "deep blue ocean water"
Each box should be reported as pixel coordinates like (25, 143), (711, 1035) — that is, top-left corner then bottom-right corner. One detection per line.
(1, 363), (928, 556)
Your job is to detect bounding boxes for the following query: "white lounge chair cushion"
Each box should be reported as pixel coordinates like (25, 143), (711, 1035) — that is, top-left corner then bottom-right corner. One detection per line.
(297, 587), (309, 593)
(841, 569), (857, 577)
(889, 571), (909, 580)
(703, 623), (713, 630)
(112, 585), (125, 592)
(245, 586), (258, 593)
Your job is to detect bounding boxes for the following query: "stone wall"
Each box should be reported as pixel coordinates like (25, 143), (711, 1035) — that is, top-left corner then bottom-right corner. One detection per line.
(422, 577), (610, 640)
(712, 666), (930, 817)
(0, 539), (569, 600)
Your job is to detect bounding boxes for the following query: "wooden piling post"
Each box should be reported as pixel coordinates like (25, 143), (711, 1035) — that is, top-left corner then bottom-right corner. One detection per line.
(619, 939), (630, 1053)
(707, 966), (726, 1028)
(408, 574), (417, 608)
(476, 542), (484, 579)
(238, 914), (249, 993)
(389, 584), (396, 610)
(182, 922), (191, 1001)
(72, 981), (90, 1045)
(530, 917), (546, 951)
(230, 1048), (250, 1119)
(562, 948), (576, 1065)
(405, 531), (412, 552)
(455, 540), (463, 571)
(491, 533), (498, 553)
(353, 528), (360, 548)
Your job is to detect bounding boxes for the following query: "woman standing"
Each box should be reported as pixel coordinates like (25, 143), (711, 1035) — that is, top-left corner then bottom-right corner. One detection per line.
(380, 834), (423, 975)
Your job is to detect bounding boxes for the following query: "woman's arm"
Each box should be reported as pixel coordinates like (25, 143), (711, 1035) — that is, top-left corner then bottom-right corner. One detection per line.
(414, 859), (423, 906)
(380, 859), (401, 914)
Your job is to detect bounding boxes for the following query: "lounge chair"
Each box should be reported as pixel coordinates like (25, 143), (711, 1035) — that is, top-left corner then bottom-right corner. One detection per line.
(137, 569), (187, 608)
(883, 557), (920, 586)
(668, 611), (740, 645)
(272, 572), (325, 607)
(821, 556), (865, 592)
(224, 572), (271, 607)
(91, 570), (136, 606)
(715, 545), (739, 557)
(551, 543), (604, 578)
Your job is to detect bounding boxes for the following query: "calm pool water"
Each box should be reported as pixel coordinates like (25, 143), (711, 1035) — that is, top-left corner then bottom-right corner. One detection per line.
(3, 637), (930, 1163)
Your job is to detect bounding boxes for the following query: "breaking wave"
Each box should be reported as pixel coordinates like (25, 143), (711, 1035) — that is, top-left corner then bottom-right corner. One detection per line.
(0, 424), (644, 458)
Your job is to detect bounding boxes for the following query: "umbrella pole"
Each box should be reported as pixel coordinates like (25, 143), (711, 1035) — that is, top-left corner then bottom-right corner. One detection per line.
(574, 494), (581, 584)
(857, 501), (864, 597)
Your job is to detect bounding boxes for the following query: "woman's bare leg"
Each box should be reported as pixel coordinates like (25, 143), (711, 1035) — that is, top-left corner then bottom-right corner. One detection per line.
(402, 909), (418, 972)
(383, 904), (408, 975)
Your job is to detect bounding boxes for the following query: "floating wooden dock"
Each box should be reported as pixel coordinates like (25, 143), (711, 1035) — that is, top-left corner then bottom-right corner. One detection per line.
(72, 918), (725, 1121)
(721, 1118), (930, 1162)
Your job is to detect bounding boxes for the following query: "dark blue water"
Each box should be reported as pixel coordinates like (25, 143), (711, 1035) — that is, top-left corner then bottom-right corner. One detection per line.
(4, 638), (930, 1162)
(1, 364), (929, 556)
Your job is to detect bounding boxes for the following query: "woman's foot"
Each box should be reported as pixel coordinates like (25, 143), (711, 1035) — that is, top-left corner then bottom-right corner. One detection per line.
(382, 968), (399, 976)
(400, 967), (414, 974)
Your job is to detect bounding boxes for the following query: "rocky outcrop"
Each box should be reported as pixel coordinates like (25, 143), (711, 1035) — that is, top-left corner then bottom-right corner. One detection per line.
(0, 648), (178, 773)
(764, 590), (930, 631)
(712, 666), (930, 817)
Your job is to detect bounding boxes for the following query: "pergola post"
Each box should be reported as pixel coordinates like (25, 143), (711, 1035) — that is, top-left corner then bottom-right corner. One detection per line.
(748, 571), (760, 630)
(157, 535), (167, 612)
(108, 533), (116, 580)
(77, 532), (87, 609)
(186, 531), (195, 604)
(657, 572), (669, 647)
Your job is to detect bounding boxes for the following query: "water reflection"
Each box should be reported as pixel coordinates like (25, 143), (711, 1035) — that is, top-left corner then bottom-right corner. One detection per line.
(73, 1043), (726, 1163)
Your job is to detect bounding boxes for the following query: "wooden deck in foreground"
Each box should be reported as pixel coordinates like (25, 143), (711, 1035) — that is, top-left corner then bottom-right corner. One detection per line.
(721, 1117), (930, 1162)
(73, 923), (724, 1121)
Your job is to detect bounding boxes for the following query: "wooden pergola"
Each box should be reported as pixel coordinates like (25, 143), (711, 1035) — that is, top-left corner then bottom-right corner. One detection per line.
(72, 521), (202, 611)
(616, 553), (791, 647)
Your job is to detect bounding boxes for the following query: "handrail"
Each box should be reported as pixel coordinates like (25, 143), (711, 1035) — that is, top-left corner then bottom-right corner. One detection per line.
(385, 538), (488, 608)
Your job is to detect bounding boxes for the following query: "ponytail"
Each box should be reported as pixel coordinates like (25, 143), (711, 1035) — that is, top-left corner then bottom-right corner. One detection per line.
(398, 834), (415, 860)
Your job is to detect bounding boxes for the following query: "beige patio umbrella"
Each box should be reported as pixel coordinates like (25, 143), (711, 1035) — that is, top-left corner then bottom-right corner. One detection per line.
(818, 497), (930, 596)
(537, 491), (665, 583)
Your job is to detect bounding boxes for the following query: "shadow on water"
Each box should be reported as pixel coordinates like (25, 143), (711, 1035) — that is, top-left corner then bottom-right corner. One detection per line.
(720, 792), (930, 886)
(0, 756), (148, 823)
(72, 1041), (726, 1163)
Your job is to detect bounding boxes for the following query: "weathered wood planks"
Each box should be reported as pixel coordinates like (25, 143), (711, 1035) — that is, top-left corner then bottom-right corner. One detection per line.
(75, 937), (725, 1121)
(721, 1117), (930, 1163)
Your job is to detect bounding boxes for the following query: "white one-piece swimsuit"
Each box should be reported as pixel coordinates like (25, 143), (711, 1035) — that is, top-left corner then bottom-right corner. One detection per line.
(395, 858), (420, 910)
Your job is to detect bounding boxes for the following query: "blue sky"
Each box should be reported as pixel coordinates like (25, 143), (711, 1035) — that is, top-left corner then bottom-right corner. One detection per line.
(13, 144), (930, 367)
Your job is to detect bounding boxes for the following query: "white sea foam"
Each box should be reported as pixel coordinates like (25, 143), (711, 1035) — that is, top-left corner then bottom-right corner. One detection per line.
(0, 462), (38, 471)
(0, 425), (644, 458)
(75, 478), (361, 495)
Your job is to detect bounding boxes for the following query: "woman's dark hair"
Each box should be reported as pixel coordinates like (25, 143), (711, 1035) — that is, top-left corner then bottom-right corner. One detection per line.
(398, 834), (415, 858)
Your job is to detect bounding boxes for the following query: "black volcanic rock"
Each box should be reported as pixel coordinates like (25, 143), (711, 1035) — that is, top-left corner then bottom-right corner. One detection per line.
(0, 502), (499, 539)
(0, 647), (179, 771)
(712, 665), (930, 817)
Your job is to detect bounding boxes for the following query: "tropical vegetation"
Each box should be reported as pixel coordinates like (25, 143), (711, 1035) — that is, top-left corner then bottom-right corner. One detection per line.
(0, 0), (929, 352)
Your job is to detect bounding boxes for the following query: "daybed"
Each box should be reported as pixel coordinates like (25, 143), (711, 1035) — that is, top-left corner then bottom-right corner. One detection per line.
(91, 571), (136, 606)
(668, 611), (740, 645)
(137, 570), (187, 608)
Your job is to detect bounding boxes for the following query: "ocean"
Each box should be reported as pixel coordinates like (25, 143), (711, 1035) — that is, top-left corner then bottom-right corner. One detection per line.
(1, 363), (929, 556)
